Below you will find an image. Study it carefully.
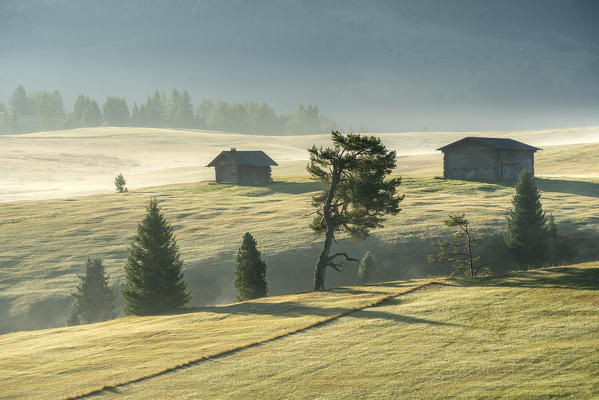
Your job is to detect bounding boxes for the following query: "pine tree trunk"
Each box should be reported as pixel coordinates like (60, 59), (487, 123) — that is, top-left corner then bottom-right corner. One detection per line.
(313, 225), (334, 291)
(313, 169), (340, 291)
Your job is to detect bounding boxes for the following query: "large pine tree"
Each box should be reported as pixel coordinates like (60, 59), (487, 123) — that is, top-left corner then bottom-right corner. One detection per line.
(505, 170), (547, 266)
(234, 232), (268, 301)
(122, 199), (190, 315)
(307, 131), (403, 290)
(68, 258), (115, 325)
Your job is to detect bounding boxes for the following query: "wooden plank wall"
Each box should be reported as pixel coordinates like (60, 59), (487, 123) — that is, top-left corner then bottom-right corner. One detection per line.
(215, 159), (237, 183)
(443, 142), (497, 180)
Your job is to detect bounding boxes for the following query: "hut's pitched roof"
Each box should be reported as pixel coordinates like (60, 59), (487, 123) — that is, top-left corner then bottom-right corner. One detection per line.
(437, 137), (541, 152)
(206, 149), (278, 167)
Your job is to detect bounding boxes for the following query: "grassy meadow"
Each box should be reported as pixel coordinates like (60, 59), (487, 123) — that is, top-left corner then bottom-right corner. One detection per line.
(0, 264), (597, 399)
(2, 174), (599, 332)
(2, 125), (599, 202)
(1, 126), (599, 332)
(1, 126), (599, 398)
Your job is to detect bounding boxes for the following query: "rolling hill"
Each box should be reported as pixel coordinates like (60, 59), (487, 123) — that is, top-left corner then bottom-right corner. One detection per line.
(1, 126), (599, 202)
(1, 127), (599, 333)
(1, 264), (597, 399)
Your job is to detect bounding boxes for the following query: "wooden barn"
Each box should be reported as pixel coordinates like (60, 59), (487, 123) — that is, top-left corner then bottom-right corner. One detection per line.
(437, 137), (541, 181)
(206, 148), (277, 185)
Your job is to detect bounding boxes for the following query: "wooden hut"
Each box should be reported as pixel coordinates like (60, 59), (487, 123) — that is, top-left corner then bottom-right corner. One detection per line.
(206, 148), (277, 185)
(437, 137), (541, 181)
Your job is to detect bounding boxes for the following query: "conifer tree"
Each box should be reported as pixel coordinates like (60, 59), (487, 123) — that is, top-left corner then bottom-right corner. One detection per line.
(356, 251), (376, 284)
(308, 131), (403, 290)
(234, 232), (268, 301)
(68, 258), (115, 325)
(122, 199), (190, 315)
(505, 170), (547, 267)
(114, 173), (128, 193)
(131, 102), (139, 125)
(103, 96), (130, 126)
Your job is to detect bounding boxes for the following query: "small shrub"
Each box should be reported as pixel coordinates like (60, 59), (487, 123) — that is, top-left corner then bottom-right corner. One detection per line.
(356, 251), (376, 284)
(114, 173), (128, 193)
(429, 213), (485, 277)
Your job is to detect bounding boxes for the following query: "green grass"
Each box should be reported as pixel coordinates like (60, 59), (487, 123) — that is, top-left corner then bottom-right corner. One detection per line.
(2, 126), (599, 332)
(1, 264), (597, 399)
(90, 264), (599, 399)
(0, 281), (425, 399)
(2, 175), (599, 332)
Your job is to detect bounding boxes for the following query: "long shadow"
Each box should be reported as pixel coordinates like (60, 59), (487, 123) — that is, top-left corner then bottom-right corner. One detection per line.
(194, 300), (461, 327)
(187, 287), (462, 327)
(453, 266), (599, 291)
(265, 180), (324, 195)
(437, 177), (599, 199)
(192, 301), (351, 318)
(355, 310), (464, 327)
(536, 178), (599, 198)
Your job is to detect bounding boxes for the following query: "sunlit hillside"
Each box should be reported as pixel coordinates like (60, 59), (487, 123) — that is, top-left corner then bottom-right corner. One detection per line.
(1, 264), (597, 399)
(2, 127), (599, 333)
(1, 126), (599, 202)
(2, 174), (599, 333)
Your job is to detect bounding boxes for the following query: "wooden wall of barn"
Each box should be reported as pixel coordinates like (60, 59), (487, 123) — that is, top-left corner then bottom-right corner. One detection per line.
(443, 143), (535, 181)
(497, 150), (534, 180)
(443, 142), (497, 180)
(237, 166), (272, 185)
(214, 158), (237, 184)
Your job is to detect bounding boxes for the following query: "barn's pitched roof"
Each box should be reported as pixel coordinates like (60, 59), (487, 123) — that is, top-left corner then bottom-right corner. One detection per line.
(437, 137), (541, 152)
(206, 149), (278, 167)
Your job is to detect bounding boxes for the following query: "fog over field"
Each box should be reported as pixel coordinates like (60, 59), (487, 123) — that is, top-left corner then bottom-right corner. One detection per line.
(1, 0), (598, 131)
(1, 126), (599, 202)
(2, 3), (599, 395)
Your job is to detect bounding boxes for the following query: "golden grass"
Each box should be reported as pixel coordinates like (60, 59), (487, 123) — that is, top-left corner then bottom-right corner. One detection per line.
(87, 263), (599, 399)
(2, 175), (599, 326)
(1, 264), (597, 399)
(0, 281), (425, 399)
(2, 126), (599, 331)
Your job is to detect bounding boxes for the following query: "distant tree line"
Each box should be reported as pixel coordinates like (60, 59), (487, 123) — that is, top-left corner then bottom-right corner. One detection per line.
(0, 86), (337, 135)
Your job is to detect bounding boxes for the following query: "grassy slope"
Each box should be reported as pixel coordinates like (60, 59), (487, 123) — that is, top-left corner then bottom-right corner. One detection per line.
(0, 282), (424, 399)
(2, 175), (599, 331)
(2, 126), (599, 331)
(92, 264), (599, 399)
(1, 264), (598, 399)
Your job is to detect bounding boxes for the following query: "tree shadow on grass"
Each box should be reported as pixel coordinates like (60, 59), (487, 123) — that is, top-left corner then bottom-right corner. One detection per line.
(187, 291), (462, 327)
(536, 178), (599, 198)
(265, 180), (324, 195)
(454, 266), (599, 291)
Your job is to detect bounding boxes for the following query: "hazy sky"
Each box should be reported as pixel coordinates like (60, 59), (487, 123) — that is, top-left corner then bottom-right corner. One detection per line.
(1, 0), (598, 131)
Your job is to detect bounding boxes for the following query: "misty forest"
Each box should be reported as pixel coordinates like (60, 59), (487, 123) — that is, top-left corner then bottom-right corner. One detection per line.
(1, 1), (599, 399)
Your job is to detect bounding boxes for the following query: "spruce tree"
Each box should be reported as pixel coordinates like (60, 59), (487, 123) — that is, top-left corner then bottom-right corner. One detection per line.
(122, 199), (190, 315)
(234, 232), (268, 301)
(356, 251), (376, 284)
(505, 170), (547, 267)
(68, 258), (115, 325)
